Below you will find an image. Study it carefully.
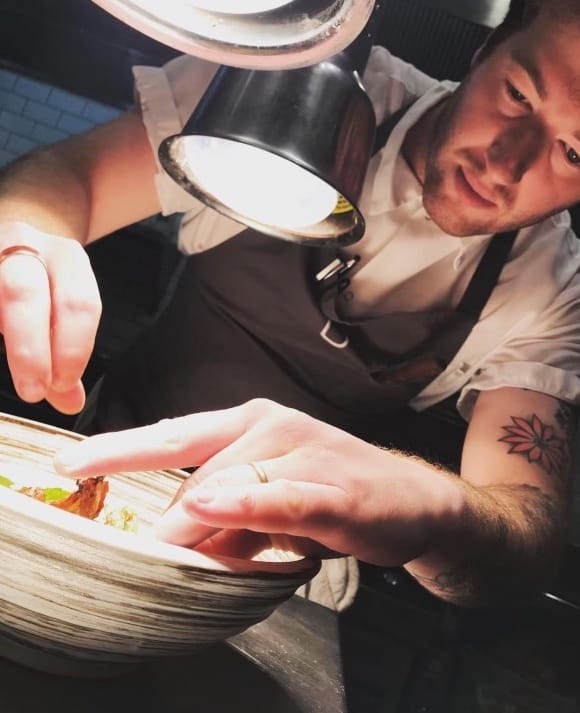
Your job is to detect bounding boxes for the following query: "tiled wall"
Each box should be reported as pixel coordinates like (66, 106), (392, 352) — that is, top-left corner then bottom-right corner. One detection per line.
(0, 66), (121, 168)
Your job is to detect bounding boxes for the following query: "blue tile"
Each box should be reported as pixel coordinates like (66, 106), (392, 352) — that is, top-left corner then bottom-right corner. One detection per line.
(0, 69), (17, 92)
(31, 123), (68, 145)
(23, 99), (60, 127)
(0, 89), (26, 114)
(82, 100), (122, 124)
(57, 112), (94, 135)
(14, 76), (51, 103)
(6, 134), (37, 156)
(0, 148), (17, 168)
(0, 110), (35, 137)
(47, 87), (86, 115)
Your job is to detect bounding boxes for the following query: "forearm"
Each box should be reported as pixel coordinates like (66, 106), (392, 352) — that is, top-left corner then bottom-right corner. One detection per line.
(405, 472), (565, 607)
(0, 110), (160, 245)
(0, 143), (92, 243)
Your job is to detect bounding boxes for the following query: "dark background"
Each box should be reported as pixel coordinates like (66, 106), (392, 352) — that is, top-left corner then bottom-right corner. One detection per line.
(0, 0), (495, 108)
(1, 1), (580, 711)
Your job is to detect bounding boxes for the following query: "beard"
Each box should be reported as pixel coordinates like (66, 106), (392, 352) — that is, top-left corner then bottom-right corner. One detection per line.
(419, 91), (505, 236)
(423, 158), (568, 237)
(419, 88), (567, 237)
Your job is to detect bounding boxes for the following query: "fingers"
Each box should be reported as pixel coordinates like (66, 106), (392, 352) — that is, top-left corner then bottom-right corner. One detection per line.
(48, 246), (101, 396)
(195, 528), (272, 560)
(53, 406), (254, 477)
(52, 401), (356, 559)
(156, 461), (277, 546)
(45, 380), (86, 415)
(156, 480), (342, 549)
(53, 399), (323, 478)
(179, 480), (346, 542)
(0, 223), (101, 412)
(154, 500), (219, 547)
(0, 251), (52, 402)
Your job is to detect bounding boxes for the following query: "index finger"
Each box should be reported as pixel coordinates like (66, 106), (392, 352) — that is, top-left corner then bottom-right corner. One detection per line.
(48, 246), (101, 395)
(53, 406), (252, 477)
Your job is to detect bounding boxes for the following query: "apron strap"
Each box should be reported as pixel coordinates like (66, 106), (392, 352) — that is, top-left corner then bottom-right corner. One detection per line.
(373, 104), (414, 155)
(456, 229), (518, 318)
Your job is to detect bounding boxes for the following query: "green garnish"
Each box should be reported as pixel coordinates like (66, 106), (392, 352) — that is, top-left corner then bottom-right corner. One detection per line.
(0, 475), (14, 488)
(42, 487), (71, 503)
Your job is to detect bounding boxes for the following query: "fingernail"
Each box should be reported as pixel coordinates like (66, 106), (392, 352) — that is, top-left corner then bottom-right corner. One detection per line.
(17, 379), (46, 402)
(53, 448), (83, 476)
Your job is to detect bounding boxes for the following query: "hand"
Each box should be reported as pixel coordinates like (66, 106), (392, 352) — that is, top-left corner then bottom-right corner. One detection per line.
(54, 398), (459, 564)
(0, 221), (101, 414)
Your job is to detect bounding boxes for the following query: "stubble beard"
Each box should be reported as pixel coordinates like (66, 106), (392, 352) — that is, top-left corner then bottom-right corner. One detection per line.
(422, 164), (498, 237)
(419, 92), (563, 237)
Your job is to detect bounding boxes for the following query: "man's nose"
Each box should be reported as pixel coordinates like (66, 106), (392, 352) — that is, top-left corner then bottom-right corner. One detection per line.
(486, 120), (544, 185)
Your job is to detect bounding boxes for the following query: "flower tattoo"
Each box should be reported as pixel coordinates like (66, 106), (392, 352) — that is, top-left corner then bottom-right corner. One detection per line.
(499, 413), (567, 476)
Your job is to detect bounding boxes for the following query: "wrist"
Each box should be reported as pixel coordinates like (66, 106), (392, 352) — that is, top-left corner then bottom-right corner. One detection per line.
(405, 461), (472, 566)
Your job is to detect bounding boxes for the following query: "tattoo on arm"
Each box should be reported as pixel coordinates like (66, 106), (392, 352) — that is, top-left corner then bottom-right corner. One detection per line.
(408, 403), (576, 606)
(498, 403), (576, 490)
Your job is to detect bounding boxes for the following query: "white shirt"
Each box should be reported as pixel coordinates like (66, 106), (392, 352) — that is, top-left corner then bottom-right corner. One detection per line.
(133, 47), (580, 419)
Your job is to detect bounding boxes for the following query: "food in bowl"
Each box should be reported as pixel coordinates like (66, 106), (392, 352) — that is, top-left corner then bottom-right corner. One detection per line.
(0, 473), (139, 532)
(0, 412), (318, 677)
(7, 474), (109, 518)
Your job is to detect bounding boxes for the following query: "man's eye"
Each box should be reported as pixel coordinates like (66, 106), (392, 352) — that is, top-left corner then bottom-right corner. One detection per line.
(505, 80), (528, 105)
(565, 144), (580, 166)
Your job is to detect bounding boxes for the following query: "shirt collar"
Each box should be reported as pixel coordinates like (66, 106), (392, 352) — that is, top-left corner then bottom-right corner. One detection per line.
(364, 81), (456, 217)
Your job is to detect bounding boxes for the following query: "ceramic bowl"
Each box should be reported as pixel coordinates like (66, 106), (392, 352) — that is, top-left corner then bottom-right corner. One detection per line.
(0, 412), (319, 677)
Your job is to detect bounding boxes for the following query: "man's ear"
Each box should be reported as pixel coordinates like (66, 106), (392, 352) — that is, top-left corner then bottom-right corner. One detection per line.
(470, 25), (506, 68)
(471, 45), (483, 67)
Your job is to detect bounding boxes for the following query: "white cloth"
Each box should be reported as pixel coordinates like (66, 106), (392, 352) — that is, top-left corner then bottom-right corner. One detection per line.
(132, 47), (580, 420)
(295, 557), (360, 612)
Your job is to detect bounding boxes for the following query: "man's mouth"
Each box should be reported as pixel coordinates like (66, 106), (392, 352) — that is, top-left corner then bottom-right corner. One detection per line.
(456, 166), (497, 208)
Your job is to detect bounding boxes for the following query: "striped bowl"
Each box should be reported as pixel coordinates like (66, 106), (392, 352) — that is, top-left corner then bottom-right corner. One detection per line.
(0, 412), (319, 677)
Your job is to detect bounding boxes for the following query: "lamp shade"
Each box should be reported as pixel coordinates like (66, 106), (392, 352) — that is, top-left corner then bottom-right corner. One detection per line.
(158, 59), (376, 246)
(91, 0), (376, 70)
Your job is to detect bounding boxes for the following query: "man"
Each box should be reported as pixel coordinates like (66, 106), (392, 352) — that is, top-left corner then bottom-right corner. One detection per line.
(1, 0), (579, 606)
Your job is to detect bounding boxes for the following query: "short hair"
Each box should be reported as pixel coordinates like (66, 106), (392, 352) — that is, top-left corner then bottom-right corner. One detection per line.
(499, 0), (580, 29)
(477, 0), (580, 61)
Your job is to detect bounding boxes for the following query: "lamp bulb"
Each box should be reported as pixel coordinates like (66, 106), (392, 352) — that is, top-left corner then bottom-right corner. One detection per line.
(180, 136), (338, 229)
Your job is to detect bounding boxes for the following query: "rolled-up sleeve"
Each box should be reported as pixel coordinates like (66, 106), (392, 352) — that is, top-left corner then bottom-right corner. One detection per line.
(133, 55), (242, 253)
(457, 278), (580, 418)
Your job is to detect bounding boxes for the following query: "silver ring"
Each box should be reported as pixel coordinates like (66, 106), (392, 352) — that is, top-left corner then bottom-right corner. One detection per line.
(0, 245), (48, 272)
(248, 461), (269, 484)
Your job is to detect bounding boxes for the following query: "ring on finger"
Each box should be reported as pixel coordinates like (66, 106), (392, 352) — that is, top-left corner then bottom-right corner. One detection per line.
(248, 461), (269, 484)
(0, 245), (48, 272)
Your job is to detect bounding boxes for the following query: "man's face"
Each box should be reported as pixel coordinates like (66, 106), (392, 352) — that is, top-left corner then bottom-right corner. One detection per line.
(422, 15), (580, 237)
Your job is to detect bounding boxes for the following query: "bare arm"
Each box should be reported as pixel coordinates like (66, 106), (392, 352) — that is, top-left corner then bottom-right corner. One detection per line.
(51, 390), (574, 607)
(406, 387), (573, 605)
(0, 109), (161, 244)
(0, 109), (161, 412)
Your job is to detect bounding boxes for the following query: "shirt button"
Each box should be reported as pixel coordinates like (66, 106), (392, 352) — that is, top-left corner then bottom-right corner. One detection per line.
(456, 362), (469, 374)
(453, 255), (464, 270)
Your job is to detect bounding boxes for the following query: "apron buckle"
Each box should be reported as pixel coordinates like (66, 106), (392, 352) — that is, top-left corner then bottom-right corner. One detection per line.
(316, 255), (360, 283)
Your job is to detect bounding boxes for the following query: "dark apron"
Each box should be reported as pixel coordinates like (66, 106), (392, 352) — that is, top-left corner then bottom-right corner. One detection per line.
(96, 108), (517, 467)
